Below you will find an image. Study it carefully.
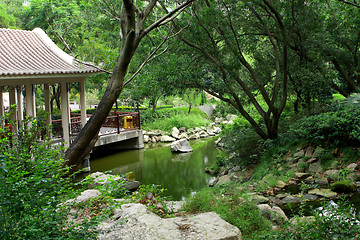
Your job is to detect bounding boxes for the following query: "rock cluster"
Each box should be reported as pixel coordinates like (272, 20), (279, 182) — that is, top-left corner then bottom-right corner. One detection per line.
(209, 146), (360, 226)
(143, 124), (221, 143)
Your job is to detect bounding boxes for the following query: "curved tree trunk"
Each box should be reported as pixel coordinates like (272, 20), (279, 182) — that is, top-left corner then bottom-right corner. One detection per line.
(63, 0), (194, 173)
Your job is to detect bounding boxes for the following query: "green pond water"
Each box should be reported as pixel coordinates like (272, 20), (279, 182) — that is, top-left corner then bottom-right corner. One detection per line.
(87, 138), (219, 200)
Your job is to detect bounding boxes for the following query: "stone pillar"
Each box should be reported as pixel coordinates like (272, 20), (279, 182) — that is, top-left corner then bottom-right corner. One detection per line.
(16, 86), (24, 125)
(60, 82), (70, 147)
(25, 83), (35, 118)
(80, 80), (87, 127)
(32, 85), (36, 118)
(0, 86), (4, 128)
(44, 84), (51, 138)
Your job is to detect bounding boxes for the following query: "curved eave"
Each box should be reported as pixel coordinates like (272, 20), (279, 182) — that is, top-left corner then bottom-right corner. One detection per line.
(0, 71), (103, 86)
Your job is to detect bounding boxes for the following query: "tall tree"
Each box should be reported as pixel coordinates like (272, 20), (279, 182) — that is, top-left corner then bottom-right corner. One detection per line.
(172, 0), (294, 139)
(64, 0), (193, 171)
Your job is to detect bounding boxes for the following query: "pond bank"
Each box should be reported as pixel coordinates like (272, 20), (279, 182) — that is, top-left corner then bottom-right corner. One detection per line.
(85, 137), (221, 200)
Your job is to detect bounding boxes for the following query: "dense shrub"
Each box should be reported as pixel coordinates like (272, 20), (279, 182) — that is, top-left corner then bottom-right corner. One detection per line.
(0, 119), (100, 239)
(220, 119), (263, 167)
(288, 103), (360, 146)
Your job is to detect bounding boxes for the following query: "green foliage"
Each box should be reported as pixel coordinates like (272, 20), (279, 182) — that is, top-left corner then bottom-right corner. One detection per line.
(141, 107), (210, 131)
(128, 184), (172, 217)
(220, 121), (263, 167)
(289, 103), (360, 146)
(0, 4), (16, 28)
(0, 118), (100, 239)
(258, 201), (360, 240)
(182, 186), (272, 239)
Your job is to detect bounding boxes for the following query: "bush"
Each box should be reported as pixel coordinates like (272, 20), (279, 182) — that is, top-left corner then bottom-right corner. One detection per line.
(220, 120), (263, 167)
(258, 200), (360, 239)
(288, 103), (360, 146)
(0, 118), (100, 239)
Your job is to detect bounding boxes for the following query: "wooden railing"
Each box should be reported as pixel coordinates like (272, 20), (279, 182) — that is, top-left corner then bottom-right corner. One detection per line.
(51, 110), (141, 139)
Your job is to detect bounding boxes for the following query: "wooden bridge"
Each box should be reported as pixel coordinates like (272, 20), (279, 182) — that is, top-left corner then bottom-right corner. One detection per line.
(51, 110), (144, 151)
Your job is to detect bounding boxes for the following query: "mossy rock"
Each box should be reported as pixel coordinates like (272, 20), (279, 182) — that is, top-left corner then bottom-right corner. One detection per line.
(331, 180), (357, 193)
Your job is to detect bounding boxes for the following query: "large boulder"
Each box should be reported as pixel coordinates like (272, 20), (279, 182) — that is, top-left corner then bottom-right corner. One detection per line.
(99, 203), (241, 240)
(171, 139), (193, 153)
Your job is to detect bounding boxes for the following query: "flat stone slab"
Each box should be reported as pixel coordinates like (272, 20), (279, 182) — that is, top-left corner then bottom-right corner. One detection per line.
(308, 188), (337, 198)
(99, 203), (241, 240)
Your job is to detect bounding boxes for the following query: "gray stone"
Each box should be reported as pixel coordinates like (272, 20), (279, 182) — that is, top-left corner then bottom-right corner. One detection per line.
(308, 162), (323, 174)
(244, 193), (269, 204)
(305, 147), (314, 158)
(178, 132), (189, 140)
(294, 172), (310, 179)
(73, 189), (101, 203)
(189, 133), (200, 140)
(99, 203), (241, 240)
(302, 194), (318, 201)
(308, 188), (337, 198)
(312, 147), (323, 158)
(276, 181), (287, 189)
(256, 204), (288, 224)
(293, 150), (305, 158)
(171, 139), (193, 153)
(143, 134), (150, 143)
(290, 216), (316, 225)
(88, 172), (140, 191)
(198, 130), (209, 138)
(215, 117), (224, 124)
(282, 196), (302, 204)
(171, 127), (180, 139)
(160, 135), (176, 142)
(217, 175), (232, 185)
(331, 180), (357, 193)
(151, 136), (159, 143)
(346, 163), (358, 172)
(226, 114), (238, 122)
(325, 169), (340, 179)
(179, 127), (187, 133)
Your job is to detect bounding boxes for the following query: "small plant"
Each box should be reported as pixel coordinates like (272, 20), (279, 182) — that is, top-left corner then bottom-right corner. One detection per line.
(128, 184), (173, 217)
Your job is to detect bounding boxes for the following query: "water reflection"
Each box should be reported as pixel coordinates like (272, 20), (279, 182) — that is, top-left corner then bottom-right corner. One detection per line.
(88, 138), (219, 200)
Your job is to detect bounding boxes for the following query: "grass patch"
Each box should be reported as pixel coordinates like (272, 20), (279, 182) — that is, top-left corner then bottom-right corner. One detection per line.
(142, 108), (210, 131)
(182, 186), (272, 239)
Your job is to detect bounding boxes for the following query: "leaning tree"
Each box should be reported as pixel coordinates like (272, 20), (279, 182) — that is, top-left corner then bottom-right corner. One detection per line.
(64, 0), (194, 171)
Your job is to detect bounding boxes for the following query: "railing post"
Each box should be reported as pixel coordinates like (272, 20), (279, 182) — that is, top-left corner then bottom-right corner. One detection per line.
(138, 112), (141, 130)
(116, 113), (120, 134)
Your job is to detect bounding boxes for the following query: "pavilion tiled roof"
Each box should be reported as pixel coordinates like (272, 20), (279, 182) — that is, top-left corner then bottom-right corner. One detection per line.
(0, 28), (101, 77)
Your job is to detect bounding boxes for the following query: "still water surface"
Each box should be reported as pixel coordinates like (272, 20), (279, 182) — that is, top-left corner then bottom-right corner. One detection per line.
(88, 138), (219, 200)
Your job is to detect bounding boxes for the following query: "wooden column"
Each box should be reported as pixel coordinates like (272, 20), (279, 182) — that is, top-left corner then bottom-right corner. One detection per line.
(80, 79), (87, 127)
(16, 86), (24, 125)
(0, 86), (4, 128)
(44, 84), (51, 138)
(60, 82), (70, 147)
